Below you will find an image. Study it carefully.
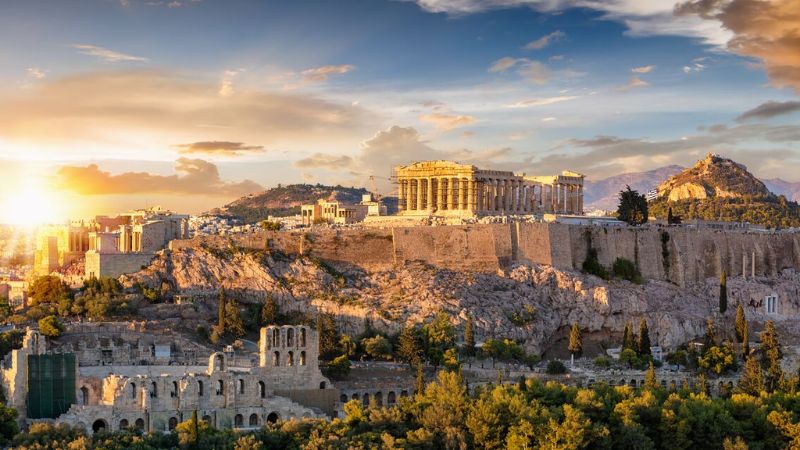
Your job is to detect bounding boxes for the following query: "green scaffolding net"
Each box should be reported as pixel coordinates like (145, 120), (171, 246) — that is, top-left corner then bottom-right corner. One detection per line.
(27, 353), (76, 419)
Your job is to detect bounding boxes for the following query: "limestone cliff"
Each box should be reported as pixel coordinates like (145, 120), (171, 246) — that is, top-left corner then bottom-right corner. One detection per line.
(123, 244), (800, 358)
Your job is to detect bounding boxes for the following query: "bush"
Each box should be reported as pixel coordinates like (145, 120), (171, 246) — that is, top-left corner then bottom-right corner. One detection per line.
(612, 258), (642, 283)
(362, 335), (393, 360)
(582, 248), (608, 279)
(38, 315), (63, 338)
(593, 356), (611, 368)
(324, 355), (351, 380)
(546, 360), (567, 375)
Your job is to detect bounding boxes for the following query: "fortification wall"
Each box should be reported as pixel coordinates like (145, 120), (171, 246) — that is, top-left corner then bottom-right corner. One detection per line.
(168, 225), (800, 284)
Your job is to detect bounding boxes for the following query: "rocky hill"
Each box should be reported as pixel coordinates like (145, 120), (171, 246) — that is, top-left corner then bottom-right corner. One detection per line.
(650, 154), (800, 228)
(584, 165), (684, 211)
(214, 184), (371, 223)
(656, 153), (771, 201)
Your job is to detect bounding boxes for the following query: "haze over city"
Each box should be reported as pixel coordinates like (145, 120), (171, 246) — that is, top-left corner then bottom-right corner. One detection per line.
(1, 0), (798, 224)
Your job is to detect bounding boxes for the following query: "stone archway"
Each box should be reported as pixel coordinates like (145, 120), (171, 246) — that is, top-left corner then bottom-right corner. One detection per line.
(92, 419), (108, 433)
(168, 417), (178, 431)
(267, 412), (279, 424)
(135, 418), (145, 430)
(119, 419), (129, 430)
(249, 413), (259, 426)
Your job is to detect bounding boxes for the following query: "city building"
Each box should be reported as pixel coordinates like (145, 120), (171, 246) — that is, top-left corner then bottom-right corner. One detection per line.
(394, 160), (584, 217)
(1, 325), (337, 434)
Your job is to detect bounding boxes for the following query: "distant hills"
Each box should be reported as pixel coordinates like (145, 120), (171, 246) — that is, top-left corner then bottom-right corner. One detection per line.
(583, 165), (684, 211)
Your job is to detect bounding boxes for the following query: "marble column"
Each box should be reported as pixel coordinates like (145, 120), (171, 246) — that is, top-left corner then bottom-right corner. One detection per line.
(416, 179), (424, 211)
(427, 177), (434, 211)
(502, 180), (510, 212)
(467, 179), (475, 211)
(447, 177), (456, 210)
(438, 178), (446, 211)
(487, 179), (494, 211)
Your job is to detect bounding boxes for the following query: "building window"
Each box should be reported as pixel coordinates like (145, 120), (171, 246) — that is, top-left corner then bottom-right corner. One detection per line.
(300, 351), (306, 366)
(238, 379), (245, 394)
(234, 414), (243, 427)
(258, 381), (266, 398)
(130, 383), (137, 399)
(198, 380), (204, 396)
(287, 351), (294, 366)
(300, 328), (306, 347)
(287, 328), (294, 347)
(216, 380), (224, 396)
(249, 413), (259, 427)
(171, 381), (178, 398)
(119, 419), (129, 430)
(168, 417), (178, 431)
(273, 351), (280, 366)
(766, 295), (778, 314)
(150, 382), (157, 398)
(272, 329), (280, 347)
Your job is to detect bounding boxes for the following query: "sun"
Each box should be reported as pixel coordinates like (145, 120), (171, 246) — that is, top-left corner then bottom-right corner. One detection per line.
(1, 181), (61, 226)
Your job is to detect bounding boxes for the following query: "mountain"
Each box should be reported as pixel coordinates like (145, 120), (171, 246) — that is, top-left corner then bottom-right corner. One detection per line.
(584, 165), (684, 211)
(214, 184), (372, 223)
(656, 153), (771, 201)
(764, 178), (800, 202)
(649, 154), (800, 228)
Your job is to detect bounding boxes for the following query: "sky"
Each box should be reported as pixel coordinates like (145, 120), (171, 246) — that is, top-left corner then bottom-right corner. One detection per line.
(0, 0), (799, 223)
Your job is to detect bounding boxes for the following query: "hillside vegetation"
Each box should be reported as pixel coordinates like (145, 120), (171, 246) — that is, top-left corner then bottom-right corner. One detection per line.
(650, 154), (800, 228)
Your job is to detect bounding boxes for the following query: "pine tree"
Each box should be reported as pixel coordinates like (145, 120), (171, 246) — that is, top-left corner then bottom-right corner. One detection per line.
(190, 410), (199, 450)
(464, 316), (475, 356)
(739, 355), (764, 395)
(667, 207), (674, 225)
(638, 318), (651, 356)
(719, 271), (728, 314)
(644, 361), (658, 390)
(217, 286), (226, 332)
(261, 295), (278, 326)
(398, 326), (422, 367)
(735, 304), (746, 343)
(568, 323), (583, 358)
(761, 320), (784, 392)
(622, 323), (635, 351)
(415, 363), (425, 396)
(224, 301), (246, 338)
(617, 185), (649, 226)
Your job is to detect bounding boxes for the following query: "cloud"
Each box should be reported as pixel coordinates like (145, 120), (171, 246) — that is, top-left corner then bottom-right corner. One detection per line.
(71, 44), (148, 62)
(488, 57), (571, 84)
(54, 158), (262, 196)
(619, 76), (650, 90)
(524, 30), (565, 50)
(418, 113), (476, 130)
(507, 95), (577, 108)
(26, 67), (46, 80)
(294, 153), (354, 170)
(0, 70), (370, 153)
(301, 64), (355, 82)
(218, 69), (243, 97)
(736, 100), (800, 122)
(172, 141), (265, 156)
(488, 56), (520, 72)
(518, 61), (552, 84)
(675, 0), (800, 93)
(631, 65), (655, 74)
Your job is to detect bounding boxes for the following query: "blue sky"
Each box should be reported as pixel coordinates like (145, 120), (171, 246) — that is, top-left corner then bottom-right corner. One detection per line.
(0, 0), (798, 221)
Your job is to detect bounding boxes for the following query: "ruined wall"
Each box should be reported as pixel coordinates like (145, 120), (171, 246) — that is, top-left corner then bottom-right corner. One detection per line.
(168, 225), (800, 284)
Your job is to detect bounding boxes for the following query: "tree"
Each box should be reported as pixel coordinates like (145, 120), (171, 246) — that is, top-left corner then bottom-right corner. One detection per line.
(234, 434), (265, 450)
(638, 318), (651, 356)
(703, 318), (717, 353)
(0, 404), (17, 445)
(622, 323), (636, 351)
(542, 404), (591, 450)
(741, 318), (750, 359)
(224, 301), (246, 338)
(422, 312), (456, 366)
(217, 286), (226, 332)
(398, 326), (422, 367)
(260, 295), (278, 326)
(739, 355), (764, 395)
(644, 361), (658, 390)
(316, 312), (339, 359)
(324, 354), (351, 380)
(464, 315), (475, 356)
(735, 304), (746, 343)
(760, 320), (783, 392)
(28, 275), (71, 307)
(546, 360), (567, 374)
(362, 335), (392, 360)
(443, 348), (460, 372)
(415, 363), (425, 395)
(568, 323), (582, 365)
(38, 315), (63, 338)
(719, 271), (728, 314)
(617, 185), (649, 226)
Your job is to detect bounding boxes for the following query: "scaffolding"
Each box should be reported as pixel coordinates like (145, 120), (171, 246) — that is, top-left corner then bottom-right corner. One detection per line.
(27, 353), (76, 419)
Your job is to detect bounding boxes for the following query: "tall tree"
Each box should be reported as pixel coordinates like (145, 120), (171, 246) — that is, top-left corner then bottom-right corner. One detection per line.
(644, 361), (658, 390)
(217, 286), (226, 332)
(398, 326), (422, 367)
(616, 185), (649, 226)
(761, 320), (783, 392)
(739, 354), (764, 395)
(638, 319), (652, 356)
(622, 323), (636, 351)
(415, 363), (425, 396)
(260, 295), (278, 326)
(464, 315), (475, 356)
(224, 301), (246, 338)
(719, 271), (728, 314)
(735, 304), (746, 343)
(568, 323), (582, 366)
(316, 312), (339, 359)
(703, 318), (717, 354)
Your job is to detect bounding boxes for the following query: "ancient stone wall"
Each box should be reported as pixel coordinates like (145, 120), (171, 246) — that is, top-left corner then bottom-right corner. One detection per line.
(168, 225), (800, 284)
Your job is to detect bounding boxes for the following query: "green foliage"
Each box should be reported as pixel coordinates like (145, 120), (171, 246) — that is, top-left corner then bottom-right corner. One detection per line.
(398, 326), (423, 366)
(612, 257), (642, 283)
(0, 330), (24, 360)
(617, 185), (649, 226)
(508, 305), (536, 326)
(661, 231), (671, 274)
(316, 312), (340, 359)
(593, 356), (611, 368)
(421, 312), (456, 366)
(217, 287), (226, 332)
(649, 195), (800, 229)
(582, 247), (608, 280)
(0, 403), (17, 445)
(546, 360), (567, 374)
(638, 318), (651, 356)
(259, 220), (282, 231)
(482, 338), (528, 363)
(644, 361), (658, 390)
(735, 304), (746, 343)
(260, 295), (278, 326)
(224, 301), (246, 338)
(698, 341), (737, 375)
(324, 354), (351, 380)
(568, 323), (582, 357)
(361, 335), (392, 360)
(38, 315), (63, 337)
(28, 276), (71, 306)
(739, 355), (764, 395)
(760, 320), (783, 392)
(665, 350), (688, 367)
(619, 348), (638, 368)
(622, 323), (636, 352)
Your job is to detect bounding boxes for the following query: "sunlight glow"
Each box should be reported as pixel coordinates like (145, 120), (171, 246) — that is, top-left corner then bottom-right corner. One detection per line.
(0, 180), (62, 226)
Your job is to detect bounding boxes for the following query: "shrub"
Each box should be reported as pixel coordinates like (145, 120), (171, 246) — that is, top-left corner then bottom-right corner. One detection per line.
(612, 258), (641, 283)
(582, 248), (608, 279)
(546, 360), (567, 375)
(324, 355), (351, 380)
(38, 315), (63, 338)
(362, 335), (392, 360)
(593, 356), (611, 368)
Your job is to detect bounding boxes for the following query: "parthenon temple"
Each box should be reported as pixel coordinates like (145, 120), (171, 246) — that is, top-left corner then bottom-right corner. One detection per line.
(395, 161), (584, 216)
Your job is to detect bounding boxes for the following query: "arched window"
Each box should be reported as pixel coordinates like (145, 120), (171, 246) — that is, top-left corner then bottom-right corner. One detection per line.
(352, 393), (360, 401)
(217, 379), (224, 395)
(249, 413), (259, 426)
(80, 386), (89, 405)
(387, 391), (396, 405)
(300, 351), (306, 366)
(258, 381), (266, 398)
(92, 419), (107, 433)
(287, 351), (294, 366)
(234, 414), (243, 427)
(214, 354), (225, 371)
(300, 328), (306, 347)
(267, 412), (279, 424)
(134, 418), (145, 430)
(119, 419), (129, 430)
(202, 415), (212, 424)
(287, 328), (294, 347)
(130, 383), (137, 399)
(272, 329), (280, 347)
(375, 392), (383, 406)
(168, 417), (178, 431)
(150, 381), (157, 398)
(340, 394), (348, 403)
(273, 351), (280, 366)
(362, 393), (369, 406)
(198, 380), (204, 396)
(238, 379), (245, 394)
(171, 381), (178, 398)
(319, 381), (326, 389)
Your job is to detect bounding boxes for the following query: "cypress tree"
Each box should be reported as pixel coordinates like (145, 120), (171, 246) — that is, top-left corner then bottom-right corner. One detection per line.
(415, 363), (425, 396)
(217, 286), (226, 332)
(735, 304), (746, 343)
(703, 318), (717, 354)
(667, 207), (674, 225)
(644, 361), (658, 390)
(719, 271), (728, 314)
(739, 355), (764, 395)
(761, 320), (783, 392)
(398, 326), (422, 367)
(622, 323), (635, 351)
(568, 323), (583, 358)
(261, 294), (278, 326)
(191, 409), (199, 450)
(638, 318), (652, 356)
(464, 316), (475, 356)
